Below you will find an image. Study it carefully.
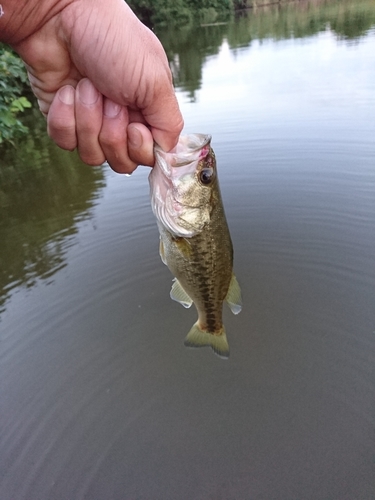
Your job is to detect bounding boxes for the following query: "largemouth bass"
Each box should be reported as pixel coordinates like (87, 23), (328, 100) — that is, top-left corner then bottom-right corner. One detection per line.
(149, 134), (242, 358)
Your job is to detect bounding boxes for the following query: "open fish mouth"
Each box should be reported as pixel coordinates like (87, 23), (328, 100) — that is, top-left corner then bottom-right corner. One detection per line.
(154, 133), (212, 169)
(150, 134), (213, 238)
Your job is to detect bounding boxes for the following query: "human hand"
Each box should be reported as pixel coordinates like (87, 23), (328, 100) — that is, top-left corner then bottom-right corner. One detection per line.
(2, 0), (183, 173)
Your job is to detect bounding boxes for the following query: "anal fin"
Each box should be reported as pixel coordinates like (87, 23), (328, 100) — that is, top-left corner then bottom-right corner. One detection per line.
(226, 273), (242, 315)
(170, 278), (193, 308)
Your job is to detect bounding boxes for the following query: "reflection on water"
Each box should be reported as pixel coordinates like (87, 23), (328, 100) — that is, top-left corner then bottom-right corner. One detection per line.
(161, 0), (375, 100)
(0, 109), (105, 313)
(1, 1), (375, 499)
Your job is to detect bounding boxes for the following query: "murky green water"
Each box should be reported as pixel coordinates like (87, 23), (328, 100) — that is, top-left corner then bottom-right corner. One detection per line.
(1, 1), (375, 499)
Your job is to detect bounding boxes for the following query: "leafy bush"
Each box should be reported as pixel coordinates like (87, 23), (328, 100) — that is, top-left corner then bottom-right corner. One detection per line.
(0, 44), (32, 146)
(128, 0), (232, 28)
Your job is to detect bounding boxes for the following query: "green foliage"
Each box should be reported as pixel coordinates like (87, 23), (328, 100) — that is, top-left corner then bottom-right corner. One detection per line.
(127, 0), (188, 27)
(127, 0), (232, 27)
(0, 44), (32, 145)
(186, 0), (231, 11)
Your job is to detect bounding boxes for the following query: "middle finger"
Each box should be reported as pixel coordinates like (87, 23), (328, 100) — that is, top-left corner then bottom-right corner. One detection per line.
(75, 79), (105, 166)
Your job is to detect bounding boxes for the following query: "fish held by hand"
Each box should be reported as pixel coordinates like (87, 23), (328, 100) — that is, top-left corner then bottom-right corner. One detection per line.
(149, 134), (242, 358)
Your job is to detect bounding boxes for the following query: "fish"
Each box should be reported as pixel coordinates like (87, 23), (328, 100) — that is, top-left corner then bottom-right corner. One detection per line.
(149, 133), (242, 358)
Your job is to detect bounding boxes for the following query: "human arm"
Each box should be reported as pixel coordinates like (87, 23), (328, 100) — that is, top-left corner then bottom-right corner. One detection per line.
(0, 0), (184, 173)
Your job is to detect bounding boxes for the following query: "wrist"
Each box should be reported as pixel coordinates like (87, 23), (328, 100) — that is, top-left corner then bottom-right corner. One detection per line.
(0, 0), (74, 45)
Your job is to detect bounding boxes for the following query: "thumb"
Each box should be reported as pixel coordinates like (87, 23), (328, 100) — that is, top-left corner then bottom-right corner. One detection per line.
(152, 125), (183, 153)
(147, 95), (184, 152)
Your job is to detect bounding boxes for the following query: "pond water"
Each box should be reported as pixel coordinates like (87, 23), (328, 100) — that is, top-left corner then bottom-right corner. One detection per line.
(1, 1), (375, 499)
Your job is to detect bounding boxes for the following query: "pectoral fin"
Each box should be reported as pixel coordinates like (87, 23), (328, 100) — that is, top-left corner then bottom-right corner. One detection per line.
(159, 238), (167, 265)
(184, 322), (229, 359)
(174, 236), (192, 259)
(226, 273), (242, 315)
(170, 278), (193, 308)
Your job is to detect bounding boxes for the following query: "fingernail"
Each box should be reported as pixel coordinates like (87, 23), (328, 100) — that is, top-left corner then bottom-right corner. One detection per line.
(104, 99), (121, 118)
(59, 86), (74, 105)
(128, 125), (142, 148)
(79, 79), (99, 105)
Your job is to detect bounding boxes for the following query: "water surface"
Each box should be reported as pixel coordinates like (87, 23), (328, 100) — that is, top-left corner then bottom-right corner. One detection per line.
(1, 1), (375, 499)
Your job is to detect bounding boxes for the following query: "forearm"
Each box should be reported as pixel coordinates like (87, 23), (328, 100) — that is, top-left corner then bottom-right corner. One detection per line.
(0, 0), (73, 45)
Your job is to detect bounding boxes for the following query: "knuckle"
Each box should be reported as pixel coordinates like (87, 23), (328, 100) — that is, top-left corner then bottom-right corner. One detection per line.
(78, 122), (101, 137)
(48, 115), (76, 146)
(48, 127), (76, 151)
(99, 130), (124, 150)
(78, 149), (105, 166)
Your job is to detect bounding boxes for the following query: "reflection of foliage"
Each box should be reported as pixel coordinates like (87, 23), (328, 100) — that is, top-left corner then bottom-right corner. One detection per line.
(158, 0), (375, 99)
(230, 0), (375, 43)
(228, 0), (375, 44)
(0, 110), (105, 313)
(159, 23), (227, 100)
(328, 1), (375, 40)
(0, 44), (32, 145)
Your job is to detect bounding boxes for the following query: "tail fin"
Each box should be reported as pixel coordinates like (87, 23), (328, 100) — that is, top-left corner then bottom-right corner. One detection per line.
(184, 322), (229, 359)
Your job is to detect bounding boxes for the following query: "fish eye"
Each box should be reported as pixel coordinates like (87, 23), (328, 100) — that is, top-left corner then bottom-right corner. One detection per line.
(199, 167), (214, 185)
